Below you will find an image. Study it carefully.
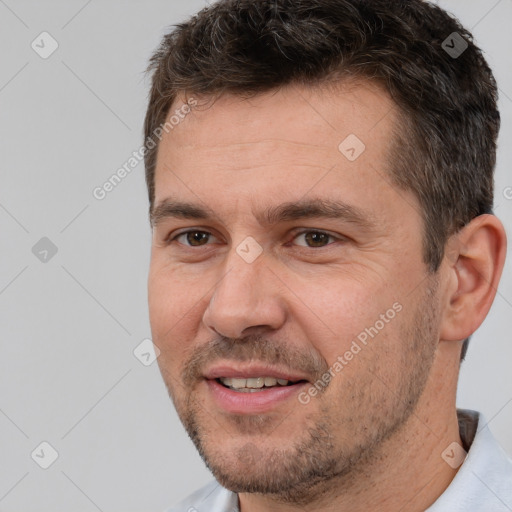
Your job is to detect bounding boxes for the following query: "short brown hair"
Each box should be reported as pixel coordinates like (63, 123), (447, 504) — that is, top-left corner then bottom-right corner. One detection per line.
(144, 0), (500, 360)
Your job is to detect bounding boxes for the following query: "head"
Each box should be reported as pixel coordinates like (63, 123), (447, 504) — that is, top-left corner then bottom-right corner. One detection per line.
(144, 0), (506, 503)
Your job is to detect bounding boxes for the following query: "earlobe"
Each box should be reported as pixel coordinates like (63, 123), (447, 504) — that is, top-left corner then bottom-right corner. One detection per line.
(440, 214), (507, 342)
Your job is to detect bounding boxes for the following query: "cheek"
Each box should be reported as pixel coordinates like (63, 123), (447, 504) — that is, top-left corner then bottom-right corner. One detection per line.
(148, 260), (218, 338)
(296, 278), (400, 361)
(149, 262), (200, 327)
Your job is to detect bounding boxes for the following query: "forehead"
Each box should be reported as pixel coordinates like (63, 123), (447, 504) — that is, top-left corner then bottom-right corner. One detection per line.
(152, 81), (411, 228)
(158, 80), (395, 158)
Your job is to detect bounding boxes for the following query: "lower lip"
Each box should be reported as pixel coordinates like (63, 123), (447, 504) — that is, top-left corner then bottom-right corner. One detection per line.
(205, 379), (307, 414)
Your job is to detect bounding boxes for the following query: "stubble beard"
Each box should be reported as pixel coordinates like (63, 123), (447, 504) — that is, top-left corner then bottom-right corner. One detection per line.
(165, 277), (440, 506)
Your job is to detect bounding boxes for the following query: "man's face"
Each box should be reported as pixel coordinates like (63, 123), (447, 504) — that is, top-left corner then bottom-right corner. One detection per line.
(148, 83), (442, 499)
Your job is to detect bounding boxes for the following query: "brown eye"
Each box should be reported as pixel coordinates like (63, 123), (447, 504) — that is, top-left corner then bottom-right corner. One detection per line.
(293, 231), (337, 248)
(186, 231), (209, 246)
(173, 230), (216, 247)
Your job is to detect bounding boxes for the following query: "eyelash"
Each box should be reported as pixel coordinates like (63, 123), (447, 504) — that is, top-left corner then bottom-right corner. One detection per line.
(166, 229), (342, 249)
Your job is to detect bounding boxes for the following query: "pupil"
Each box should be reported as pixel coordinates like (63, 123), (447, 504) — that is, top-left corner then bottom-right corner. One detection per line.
(306, 232), (328, 247)
(188, 231), (208, 246)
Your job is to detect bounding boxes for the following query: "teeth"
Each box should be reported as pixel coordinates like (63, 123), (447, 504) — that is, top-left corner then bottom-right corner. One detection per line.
(219, 376), (291, 391)
(246, 377), (265, 388)
(231, 378), (246, 389)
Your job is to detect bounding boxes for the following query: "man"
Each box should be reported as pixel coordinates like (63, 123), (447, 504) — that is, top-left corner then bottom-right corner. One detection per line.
(143, 0), (512, 510)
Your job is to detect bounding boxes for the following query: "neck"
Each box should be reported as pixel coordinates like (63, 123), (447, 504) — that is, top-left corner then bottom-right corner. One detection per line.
(239, 343), (463, 512)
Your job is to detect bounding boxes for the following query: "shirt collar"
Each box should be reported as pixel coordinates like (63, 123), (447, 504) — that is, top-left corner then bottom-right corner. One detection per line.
(426, 408), (512, 511)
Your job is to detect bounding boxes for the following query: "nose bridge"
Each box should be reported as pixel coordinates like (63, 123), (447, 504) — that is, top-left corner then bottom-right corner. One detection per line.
(203, 241), (284, 339)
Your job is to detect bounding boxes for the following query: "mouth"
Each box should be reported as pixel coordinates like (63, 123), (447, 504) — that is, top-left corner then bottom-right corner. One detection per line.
(203, 365), (311, 414)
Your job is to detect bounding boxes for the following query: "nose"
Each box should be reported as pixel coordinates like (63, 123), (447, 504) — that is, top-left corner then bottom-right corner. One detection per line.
(202, 246), (286, 339)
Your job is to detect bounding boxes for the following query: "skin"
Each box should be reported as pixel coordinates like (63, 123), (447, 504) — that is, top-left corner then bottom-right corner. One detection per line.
(148, 82), (507, 512)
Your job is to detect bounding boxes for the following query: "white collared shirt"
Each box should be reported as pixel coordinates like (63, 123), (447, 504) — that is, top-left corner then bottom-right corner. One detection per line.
(165, 410), (512, 511)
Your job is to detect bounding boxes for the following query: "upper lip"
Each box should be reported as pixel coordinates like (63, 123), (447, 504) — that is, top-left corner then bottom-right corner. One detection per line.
(203, 363), (311, 383)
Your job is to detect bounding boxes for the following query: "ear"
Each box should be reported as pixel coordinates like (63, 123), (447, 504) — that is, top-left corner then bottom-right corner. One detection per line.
(440, 214), (507, 342)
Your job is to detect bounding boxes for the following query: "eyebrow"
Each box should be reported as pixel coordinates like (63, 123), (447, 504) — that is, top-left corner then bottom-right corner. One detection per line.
(150, 197), (376, 230)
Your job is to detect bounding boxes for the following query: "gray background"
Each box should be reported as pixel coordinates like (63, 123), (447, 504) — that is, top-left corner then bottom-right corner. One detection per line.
(0, 0), (511, 511)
